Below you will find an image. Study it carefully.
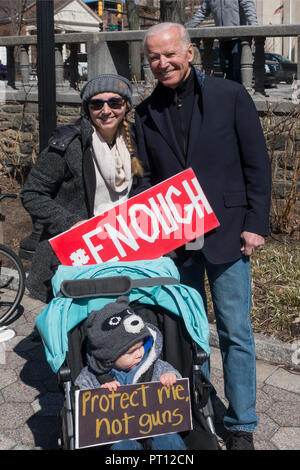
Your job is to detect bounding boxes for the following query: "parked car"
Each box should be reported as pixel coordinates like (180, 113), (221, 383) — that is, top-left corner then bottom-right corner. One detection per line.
(209, 48), (276, 88)
(263, 60), (277, 88)
(264, 53), (297, 84)
(252, 53), (278, 88)
(0, 62), (7, 80)
(64, 52), (88, 81)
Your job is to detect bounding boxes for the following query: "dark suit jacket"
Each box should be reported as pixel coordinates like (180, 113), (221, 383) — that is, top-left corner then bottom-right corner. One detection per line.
(134, 67), (271, 264)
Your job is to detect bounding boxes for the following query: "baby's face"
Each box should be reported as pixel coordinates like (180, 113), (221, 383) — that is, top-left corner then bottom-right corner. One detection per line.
(114, 340), (144, 371)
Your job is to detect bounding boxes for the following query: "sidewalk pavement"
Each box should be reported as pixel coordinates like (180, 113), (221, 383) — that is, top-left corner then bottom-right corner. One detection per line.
(0, 292), (299, 451)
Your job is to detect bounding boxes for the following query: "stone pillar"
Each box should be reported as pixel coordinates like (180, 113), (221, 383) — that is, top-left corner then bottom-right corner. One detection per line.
(6, 46), (16, 89)
(55, 44), (64, 88)
(298, 35), (300, 80)
(87, 38), (130, 79)
(202, 38), (214, 76)
(142, 55), (154, 85)
(253, 36), (266, 95)
(129, 42), (141, 81)
(20, 45), (30, 86)
(192, 39), (202, 69)
(240, 38), (254, 91)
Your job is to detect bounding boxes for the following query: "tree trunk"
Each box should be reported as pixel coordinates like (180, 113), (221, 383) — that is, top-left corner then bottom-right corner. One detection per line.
(160, 0), (185, 24)
(125, 0), (141, 81)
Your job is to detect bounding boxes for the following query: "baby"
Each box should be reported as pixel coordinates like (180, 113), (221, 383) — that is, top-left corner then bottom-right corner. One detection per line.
(75, 296), (186, 451)
(101, 338), (177, 391)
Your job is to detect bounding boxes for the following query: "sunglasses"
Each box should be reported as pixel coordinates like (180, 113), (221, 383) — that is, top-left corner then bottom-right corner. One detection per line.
(87, 97), (125, 110)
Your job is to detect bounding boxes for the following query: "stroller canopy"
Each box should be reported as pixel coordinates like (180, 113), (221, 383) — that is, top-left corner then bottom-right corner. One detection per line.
(36, 257), (210, 373)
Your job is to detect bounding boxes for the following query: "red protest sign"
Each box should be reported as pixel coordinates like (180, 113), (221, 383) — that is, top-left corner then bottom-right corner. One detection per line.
(49, 168), (219, 266)
(75, 379), (193, 449)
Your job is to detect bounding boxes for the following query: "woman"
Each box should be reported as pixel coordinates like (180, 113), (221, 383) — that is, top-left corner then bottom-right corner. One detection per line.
(21, 74), (144, 303)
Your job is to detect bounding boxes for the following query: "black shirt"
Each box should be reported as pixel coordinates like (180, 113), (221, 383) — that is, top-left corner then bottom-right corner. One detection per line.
(162, 66), (198, 160)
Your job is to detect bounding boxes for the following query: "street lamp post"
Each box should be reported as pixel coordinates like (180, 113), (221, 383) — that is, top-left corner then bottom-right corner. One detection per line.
(19, 1), (57, 261)
(36, 0), (56, 151)
(289, 0), (293, 61)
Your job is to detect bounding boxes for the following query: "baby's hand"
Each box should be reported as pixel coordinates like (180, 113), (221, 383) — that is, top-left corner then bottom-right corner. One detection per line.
(159, 373), (177, 387)
(101, 381), (120, 391)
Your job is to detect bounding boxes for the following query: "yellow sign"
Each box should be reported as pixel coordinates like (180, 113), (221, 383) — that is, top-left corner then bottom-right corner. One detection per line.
(75, 379), (192, 449)
(98, 1), (103, 16)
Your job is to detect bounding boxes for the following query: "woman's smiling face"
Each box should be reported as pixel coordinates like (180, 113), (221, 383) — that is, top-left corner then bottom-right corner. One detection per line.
(88, 92), (127, 139)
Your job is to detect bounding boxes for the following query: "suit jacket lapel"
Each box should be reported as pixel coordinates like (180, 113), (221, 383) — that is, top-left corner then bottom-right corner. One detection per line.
(148, 86), (186, 167)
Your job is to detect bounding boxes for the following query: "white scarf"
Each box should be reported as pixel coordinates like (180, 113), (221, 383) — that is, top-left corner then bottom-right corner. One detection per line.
(92, 127), (132, 216)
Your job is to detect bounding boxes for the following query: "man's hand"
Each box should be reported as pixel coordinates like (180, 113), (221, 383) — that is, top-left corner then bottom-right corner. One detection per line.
(240, 231), (265, 256)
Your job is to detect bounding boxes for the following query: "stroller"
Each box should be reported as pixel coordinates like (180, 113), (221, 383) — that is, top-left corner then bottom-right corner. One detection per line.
(36, 257), (220, 450)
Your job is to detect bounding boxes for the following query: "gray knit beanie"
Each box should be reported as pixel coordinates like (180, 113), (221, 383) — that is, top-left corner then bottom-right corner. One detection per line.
(86, 296), (150, 374)
(80, 74), (133, 115)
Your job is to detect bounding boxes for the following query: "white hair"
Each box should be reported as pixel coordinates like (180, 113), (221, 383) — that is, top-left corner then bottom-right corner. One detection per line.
(143, 22), (191, 54)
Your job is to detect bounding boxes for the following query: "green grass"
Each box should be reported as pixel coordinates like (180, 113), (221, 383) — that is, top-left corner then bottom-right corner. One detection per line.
(205, 235), (300, 343)
(250, 236), (300, 342)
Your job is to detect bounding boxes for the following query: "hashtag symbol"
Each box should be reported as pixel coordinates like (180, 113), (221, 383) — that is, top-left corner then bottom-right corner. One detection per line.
(70, 249), (90, 266)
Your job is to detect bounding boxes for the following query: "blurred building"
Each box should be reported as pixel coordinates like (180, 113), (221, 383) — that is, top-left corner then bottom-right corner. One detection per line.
(186, 0), (300, 61)
(83, 0), (160, 31)
(0, 0), (102, 63)
(0, 0), (298, 64)
(254, 0), (299, 60)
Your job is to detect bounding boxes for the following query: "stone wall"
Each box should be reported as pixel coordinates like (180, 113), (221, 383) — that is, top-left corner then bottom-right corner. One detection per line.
(261, 110), (300, 207)
(0, 100), (82, 169)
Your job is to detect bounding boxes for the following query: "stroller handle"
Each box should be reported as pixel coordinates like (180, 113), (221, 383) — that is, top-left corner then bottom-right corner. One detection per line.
(59, 275), (180, 299)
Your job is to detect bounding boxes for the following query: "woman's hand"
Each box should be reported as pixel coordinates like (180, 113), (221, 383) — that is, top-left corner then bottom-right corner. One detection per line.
(70, 220), (88, 230)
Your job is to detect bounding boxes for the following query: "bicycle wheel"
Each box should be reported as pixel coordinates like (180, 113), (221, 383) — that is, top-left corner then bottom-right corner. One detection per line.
(0, 244), (26, 325)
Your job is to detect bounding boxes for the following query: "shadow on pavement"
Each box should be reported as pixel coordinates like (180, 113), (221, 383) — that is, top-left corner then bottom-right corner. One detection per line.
(14, 330), (64, 449)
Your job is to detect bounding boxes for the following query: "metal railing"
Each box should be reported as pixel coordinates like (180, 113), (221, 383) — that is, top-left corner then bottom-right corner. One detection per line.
(0, 24), (299, 96)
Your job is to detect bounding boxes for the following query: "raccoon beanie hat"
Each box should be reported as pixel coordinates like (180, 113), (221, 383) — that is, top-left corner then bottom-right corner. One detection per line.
(86, 296), (150, 374)
(80, 74), (133, 115)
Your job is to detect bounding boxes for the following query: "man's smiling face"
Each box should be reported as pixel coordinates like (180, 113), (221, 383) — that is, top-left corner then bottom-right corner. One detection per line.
(146, 26), (194, 89)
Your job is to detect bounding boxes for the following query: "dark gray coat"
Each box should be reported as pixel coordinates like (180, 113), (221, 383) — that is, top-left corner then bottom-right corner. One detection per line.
(21, 117), (138, 303)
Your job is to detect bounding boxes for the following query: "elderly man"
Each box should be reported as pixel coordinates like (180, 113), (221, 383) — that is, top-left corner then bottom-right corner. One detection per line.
(134, 22), (271, 450)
